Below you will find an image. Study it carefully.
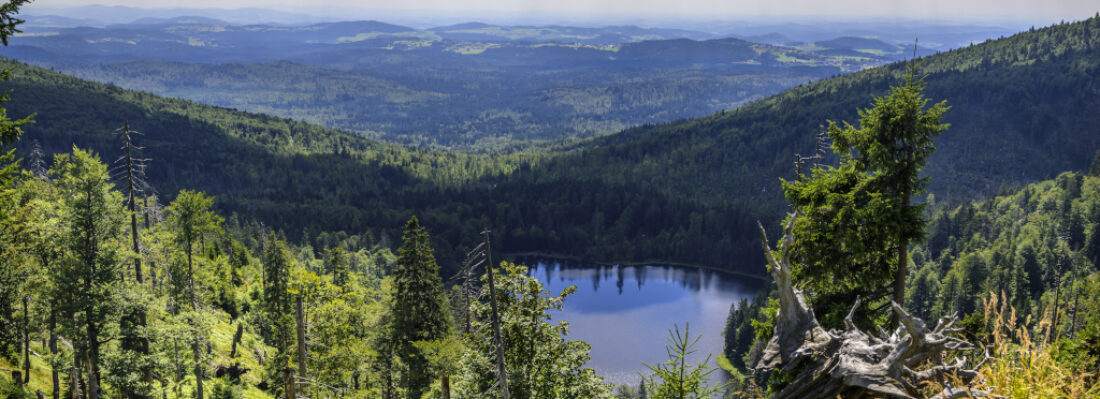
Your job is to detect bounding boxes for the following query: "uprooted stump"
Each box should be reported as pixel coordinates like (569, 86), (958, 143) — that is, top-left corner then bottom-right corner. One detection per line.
(752, 213), (991, 399)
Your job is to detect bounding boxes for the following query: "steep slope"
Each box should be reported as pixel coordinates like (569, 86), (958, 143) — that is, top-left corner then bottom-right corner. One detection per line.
(2, 58), (759, 275)
(536, 16), (1100, 209)
(4, 17), (1098, 277)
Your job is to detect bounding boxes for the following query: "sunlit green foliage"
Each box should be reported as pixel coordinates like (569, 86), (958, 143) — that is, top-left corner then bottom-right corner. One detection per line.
(454, 261), (613, 399)
(642, 324), (726, 399)
(389, 216), (453, 398)
(782, 64), (949, 327)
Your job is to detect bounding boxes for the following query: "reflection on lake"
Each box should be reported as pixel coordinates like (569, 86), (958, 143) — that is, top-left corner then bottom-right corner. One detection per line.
(517, 257), (763, 386)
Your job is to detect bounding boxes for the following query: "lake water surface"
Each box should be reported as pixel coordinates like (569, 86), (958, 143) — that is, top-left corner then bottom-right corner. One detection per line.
(518, 257), (763, 386)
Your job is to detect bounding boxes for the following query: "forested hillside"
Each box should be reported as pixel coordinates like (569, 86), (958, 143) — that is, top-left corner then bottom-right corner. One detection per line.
(4, 15), (939, 148)
(5, 16), (1100, 278)
(539, 15), (1100, 207)
(2, 57), (763, 276)
(0, 147), (617, 398)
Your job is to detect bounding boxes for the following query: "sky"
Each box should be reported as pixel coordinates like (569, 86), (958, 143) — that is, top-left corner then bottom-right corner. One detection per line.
(29, 0), (1100, 23)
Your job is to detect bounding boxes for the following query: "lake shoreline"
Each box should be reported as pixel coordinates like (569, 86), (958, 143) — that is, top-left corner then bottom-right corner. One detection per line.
(502, 251), (771, 283)
(520, 258), (757, 387)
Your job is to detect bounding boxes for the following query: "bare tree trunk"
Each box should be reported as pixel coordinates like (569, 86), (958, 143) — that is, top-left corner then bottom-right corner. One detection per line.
(70, 363), (83, 399)
(120, 120), (145, 283)
(482, 230), (510, 399)
(49, 311), (59, 399)
(892, 193), (910, 327)
(1052, 253), (1065, 338)
(143, 196), (158, 290)
(440, 375), (450, 399)
(1069, 254), (1081, 338)
(23, 295), (30, 384)
(192, 337), (204, 399)
(119, 125), (154, 396)
(295, 295), (308, 381)
(385, 357), (395, 399)
(283, 367), (296, 399)
(84, 307), (101, 399)
(84, 346), (99, 399)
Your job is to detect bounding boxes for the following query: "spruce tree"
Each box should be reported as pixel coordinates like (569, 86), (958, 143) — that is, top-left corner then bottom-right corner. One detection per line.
(0, 0), (32, 367)
(389, 216), (452, 399)
(166, 189), (222, 399)
(51, 147), (126, 399)
(261, 236), (297, 397)
(784, 63), (949, 327)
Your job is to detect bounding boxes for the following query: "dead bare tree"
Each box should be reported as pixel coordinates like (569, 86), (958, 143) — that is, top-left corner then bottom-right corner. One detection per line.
(113, 120), (154, 396)
(453, 244), (486, 335)
(461, 230), (510, 399)
(295, 295), (308, 382)
(752, 212), (990, 399)
(28, 139), (47, 180)
(113, 120), (151, 283)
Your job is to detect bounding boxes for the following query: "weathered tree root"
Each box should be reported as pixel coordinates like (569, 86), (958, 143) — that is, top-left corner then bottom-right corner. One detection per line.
(752, 212), (992, 399)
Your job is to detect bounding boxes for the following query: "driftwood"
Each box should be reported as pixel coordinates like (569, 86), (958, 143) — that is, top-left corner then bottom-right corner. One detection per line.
(753, 212), (990, 399)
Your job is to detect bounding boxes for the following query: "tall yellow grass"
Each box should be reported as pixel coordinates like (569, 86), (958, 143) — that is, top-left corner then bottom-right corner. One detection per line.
(969, 292), (1097, 398)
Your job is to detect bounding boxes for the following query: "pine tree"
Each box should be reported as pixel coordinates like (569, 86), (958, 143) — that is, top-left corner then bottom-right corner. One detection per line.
(261, 236), (297, 398)
(51, 147), (127, 399)
(783, 62), (949, 327)
(0, 0), (33, 370)
(0, 0), (32, 147)
(389, 216), (452, 399)
(642, 324), (725, 399)
(327, 247), (349, 288)
(454, 261), (612, 398)
(166, 190), (222, 399)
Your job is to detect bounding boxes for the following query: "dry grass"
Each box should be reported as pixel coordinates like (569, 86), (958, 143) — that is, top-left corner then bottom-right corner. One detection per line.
(964, 292), (1097, 398)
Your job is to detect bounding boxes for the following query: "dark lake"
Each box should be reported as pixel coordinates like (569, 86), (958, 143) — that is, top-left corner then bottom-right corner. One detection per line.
(517, 257), (764, 386)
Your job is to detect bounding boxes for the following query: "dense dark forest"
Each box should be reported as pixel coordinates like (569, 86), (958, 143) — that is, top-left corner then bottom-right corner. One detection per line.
(6, 16), (1098, 278)
(540, 16), (1100, 207)
(0, 56), (767, 277)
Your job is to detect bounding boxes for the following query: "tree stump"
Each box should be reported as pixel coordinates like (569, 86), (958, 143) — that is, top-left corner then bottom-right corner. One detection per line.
(752, 213), (990, 399)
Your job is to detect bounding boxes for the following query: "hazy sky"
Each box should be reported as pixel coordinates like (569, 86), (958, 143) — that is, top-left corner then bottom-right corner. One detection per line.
(31, 0), (1100, 22)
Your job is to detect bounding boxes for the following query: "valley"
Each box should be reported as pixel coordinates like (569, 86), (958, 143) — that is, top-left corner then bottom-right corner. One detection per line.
(0, 2), (1097, 398)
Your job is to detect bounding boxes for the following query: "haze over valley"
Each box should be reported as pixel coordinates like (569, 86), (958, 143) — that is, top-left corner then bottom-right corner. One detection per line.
(1, 1), (1098, 398)
(6, 6), (1017, 148)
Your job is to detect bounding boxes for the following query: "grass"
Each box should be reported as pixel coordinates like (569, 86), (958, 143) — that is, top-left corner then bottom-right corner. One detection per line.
(0, 342), (57, 396)
(0, 304), (276, 399)
(966, 292), (1098, 398)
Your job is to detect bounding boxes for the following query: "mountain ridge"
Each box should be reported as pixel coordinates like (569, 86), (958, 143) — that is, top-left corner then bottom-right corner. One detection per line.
(3, 16), (1098, 276)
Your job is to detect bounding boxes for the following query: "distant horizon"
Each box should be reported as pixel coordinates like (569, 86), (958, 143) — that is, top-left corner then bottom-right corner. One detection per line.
(21, 2), (1099, 30)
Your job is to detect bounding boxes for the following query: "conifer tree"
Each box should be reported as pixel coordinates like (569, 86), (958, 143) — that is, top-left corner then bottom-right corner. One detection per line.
(389, 216), (452, 399)
(261, 236), (297, 397)
(328, 247), (349, 288)
(454, 262), (611, 398)
(642, 324), (725, 399)
(784, 62), (949, 327)
(51, 147), (126, 399)
(0, 0), (32, 368)
(166, 190), (222, 399)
